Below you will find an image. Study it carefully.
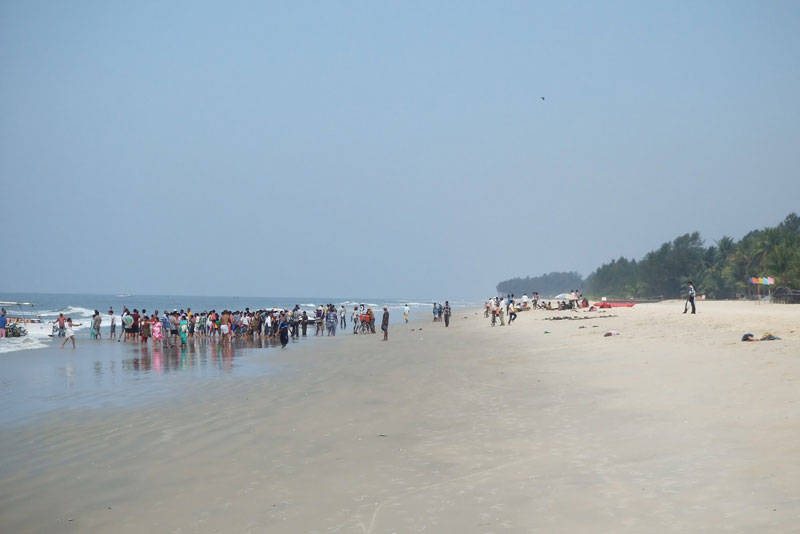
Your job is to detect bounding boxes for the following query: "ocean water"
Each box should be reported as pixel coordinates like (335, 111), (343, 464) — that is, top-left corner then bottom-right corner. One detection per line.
(0, 292), (474, 354)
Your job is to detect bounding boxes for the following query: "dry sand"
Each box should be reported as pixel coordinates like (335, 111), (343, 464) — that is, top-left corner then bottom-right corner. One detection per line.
(1, 301), (798, 533)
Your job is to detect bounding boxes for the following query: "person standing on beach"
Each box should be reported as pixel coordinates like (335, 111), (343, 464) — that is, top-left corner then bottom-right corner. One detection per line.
(381, 305), (389, 341)
(340, 305), (346, 329)
(0, 313), (6, 338)
(179, 315), (189, 346)
(60, 318), (82, 349)
(108, 309), (116, 340)
(151, 313), (163, 344)
(684, 281), (697, 314)
(162, 313), (173, 346)
(326, 305), (338, 336)
(54, 313), (67, 337)
(444, 301), (451, 327)
(92, 311), (102, 340)
(140, 314), (151, 344)
(301, 311), (309, 336)
(404, 304), (409, 323)
(315, 306), (324, 336)
(122, 311), (134, 341)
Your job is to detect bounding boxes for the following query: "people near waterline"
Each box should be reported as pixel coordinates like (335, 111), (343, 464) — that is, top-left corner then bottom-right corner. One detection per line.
(60, 318), (82, 349)
(381, 305), (389, 341)
(315, 306), (324, 336)
(340, 305), (346, 329)
(404, 304), (409, 323)
(108, 309), (116, 340)
(53, 313), (67, 337)
(444, 301), (451, 327)
(179, 315), (189, 346)
(141, 314), (151, 343)
(326, 304), (338, 336)
(277, 313), (290, 349)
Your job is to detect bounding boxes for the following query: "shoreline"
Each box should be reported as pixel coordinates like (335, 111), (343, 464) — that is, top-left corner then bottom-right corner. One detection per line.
(1, 301), (798, 532)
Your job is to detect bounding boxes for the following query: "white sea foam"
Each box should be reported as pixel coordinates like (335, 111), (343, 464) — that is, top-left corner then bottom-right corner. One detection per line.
(0, 335), (51, 354)
(57, 306), (95, 317)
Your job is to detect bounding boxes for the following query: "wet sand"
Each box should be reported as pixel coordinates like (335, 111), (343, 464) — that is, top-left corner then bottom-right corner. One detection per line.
(1, 301), (798, 532)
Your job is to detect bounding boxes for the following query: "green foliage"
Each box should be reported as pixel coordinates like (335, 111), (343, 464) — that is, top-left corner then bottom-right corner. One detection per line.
(496, 271), (584, 298)
(535, 213), (800, 300)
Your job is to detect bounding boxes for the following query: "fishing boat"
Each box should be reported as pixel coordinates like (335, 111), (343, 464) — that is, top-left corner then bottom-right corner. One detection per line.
(0, 301), (56, 337)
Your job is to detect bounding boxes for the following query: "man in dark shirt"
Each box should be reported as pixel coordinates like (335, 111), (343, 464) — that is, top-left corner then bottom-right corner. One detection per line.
(684, 281), (697, 314)
(381, 306), (389, 341)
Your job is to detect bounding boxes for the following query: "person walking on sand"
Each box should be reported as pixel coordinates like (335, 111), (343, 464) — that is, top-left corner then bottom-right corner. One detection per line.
(444, 301), (451, 327)
(277, 313), (290, 349)
(381, 305), (389, 341)
(60, 318), (82, 349)
(684, 281), (697, 314)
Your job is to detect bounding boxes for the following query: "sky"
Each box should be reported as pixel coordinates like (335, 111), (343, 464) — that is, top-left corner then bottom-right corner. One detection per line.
(2, 1), (799, 299)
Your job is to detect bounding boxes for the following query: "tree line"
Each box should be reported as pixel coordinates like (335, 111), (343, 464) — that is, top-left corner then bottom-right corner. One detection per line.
(496, 213), (800, 300)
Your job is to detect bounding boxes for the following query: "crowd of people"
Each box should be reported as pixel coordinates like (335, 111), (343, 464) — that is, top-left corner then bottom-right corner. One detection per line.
(484, 290), (589, 326)
(431, 302), (452, 327)
(60, 302), (405, 349)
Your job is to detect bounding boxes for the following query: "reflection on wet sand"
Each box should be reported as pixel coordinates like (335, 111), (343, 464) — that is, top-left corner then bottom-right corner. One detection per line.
(114, 334), (296, 377)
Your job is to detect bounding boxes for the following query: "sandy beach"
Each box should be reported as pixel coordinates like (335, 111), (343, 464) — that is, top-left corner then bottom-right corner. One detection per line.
(1, 300), (798, 533)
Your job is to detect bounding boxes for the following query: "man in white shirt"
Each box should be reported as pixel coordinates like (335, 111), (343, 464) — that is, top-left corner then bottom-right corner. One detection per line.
(403, 304), (410, 323)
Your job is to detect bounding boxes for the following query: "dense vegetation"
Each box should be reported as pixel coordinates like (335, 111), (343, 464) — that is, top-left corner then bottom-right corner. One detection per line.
(496, 271), (583, 298)
(496, 213), (800, 300)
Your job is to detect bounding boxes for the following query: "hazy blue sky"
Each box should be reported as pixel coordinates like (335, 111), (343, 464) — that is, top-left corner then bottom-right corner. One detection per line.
(2, 1), (799, 299)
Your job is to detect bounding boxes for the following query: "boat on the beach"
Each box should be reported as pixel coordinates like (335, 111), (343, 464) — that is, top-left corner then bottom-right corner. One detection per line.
(0, 301), (56, 337)
(594, 301), (636, 308)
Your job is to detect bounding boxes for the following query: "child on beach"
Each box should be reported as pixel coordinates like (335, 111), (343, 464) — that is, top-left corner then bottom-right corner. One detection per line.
(151, 314), (163, 344)
(60, 318), (82, 349)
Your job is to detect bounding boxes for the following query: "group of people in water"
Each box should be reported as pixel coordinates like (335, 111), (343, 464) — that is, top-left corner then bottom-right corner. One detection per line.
(59, 302), (404, 349)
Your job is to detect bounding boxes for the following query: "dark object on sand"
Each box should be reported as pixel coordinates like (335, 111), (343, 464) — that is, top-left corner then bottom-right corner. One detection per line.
(742, 332), (782, 342)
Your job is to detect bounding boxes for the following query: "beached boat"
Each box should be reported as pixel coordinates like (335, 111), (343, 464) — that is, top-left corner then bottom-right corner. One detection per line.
(0, 301), (56, 337)
(594, 301), (636, 308)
